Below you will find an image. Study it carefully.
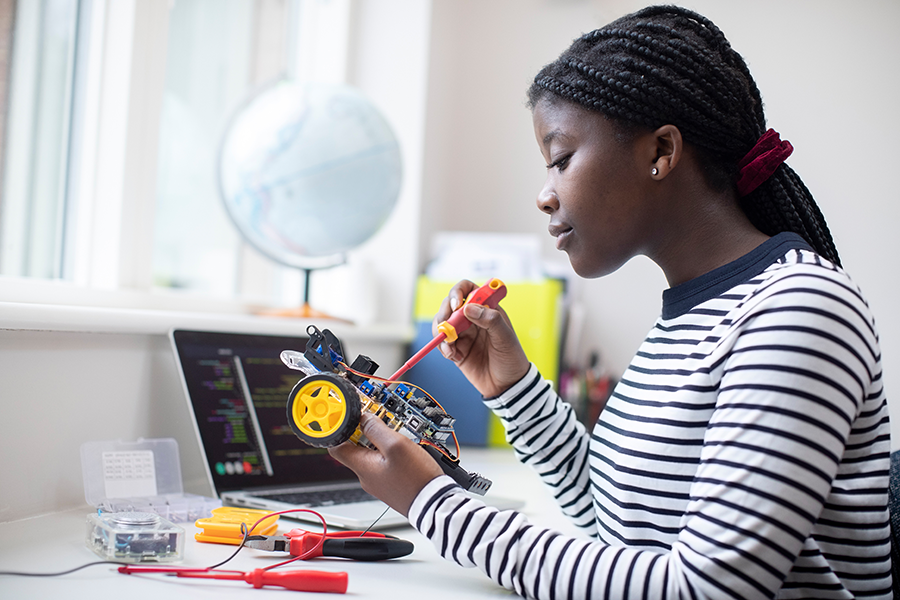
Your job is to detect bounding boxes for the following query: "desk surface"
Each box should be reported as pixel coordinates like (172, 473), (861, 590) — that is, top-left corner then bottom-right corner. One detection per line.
(0, 449), (582, 599)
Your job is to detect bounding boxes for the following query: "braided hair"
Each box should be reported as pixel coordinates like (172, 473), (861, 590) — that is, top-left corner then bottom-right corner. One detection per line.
(527, 5), (840, 266)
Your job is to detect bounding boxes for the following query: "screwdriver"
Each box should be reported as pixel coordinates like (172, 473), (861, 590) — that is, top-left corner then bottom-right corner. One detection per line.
(118, 565), (349, 593)
(388, 278), (507, 381)
(180, 568), (348, 593)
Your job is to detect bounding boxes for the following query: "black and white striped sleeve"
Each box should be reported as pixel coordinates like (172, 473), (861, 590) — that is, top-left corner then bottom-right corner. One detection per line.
(407, 266), (889, 599)
(482, 364), (596, 533)
(409, 474), (666, 600)
(407, 364), (634, 599)
(674, 270), (889, 598)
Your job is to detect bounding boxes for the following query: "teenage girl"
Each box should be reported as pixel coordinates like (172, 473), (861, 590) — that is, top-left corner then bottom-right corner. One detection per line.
(330, 6), (891, 599)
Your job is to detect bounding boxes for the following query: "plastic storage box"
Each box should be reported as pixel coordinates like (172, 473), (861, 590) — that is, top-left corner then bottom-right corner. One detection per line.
(80, 438), (220, 522)
(85, 509), (185, 563)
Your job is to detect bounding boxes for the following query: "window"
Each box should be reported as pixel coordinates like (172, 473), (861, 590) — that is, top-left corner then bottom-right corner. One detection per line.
(153, 0), (288, 299)
(0, 0), (357, 311)
(0, 0), (79, 280)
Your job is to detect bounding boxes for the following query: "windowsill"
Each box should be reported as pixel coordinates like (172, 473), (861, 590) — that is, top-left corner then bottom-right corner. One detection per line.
(0, 279), (414, 341)
(0, 300), (414, 341)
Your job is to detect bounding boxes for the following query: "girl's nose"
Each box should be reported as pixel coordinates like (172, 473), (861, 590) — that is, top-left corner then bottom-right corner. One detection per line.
(536, 181), (559, 214)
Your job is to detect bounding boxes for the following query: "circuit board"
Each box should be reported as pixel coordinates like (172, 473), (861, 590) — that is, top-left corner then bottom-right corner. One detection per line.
(281, 325), (491, 495)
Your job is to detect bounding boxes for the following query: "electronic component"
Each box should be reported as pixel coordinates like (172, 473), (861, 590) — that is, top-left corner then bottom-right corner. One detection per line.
(85, 511), (184, 563)
(281, 325), (493, 495)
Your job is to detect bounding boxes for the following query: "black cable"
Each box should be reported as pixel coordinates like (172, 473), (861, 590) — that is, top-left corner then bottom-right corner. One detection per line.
(0, 561), (130, 577)
(3, 507), (383, 578)
(205, 522), (251, 570)
(359, 505), (391, 537)
(1, 522), (251, 579)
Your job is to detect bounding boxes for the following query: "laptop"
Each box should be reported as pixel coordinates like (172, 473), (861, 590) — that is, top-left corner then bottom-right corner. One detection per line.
(170, 328), (522, 530)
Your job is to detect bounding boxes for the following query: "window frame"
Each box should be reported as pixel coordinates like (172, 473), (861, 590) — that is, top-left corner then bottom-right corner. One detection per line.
(1, 0), (359, 315)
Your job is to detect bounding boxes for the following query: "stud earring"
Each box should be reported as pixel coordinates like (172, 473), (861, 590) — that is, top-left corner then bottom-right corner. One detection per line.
(651, 167), (659, 176)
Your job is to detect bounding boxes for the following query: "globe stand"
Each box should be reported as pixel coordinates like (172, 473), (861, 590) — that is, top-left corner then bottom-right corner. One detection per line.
(258, 268), (352, 323)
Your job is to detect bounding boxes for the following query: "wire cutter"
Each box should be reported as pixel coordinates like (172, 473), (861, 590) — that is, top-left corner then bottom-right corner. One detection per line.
(245, 528), (414, 561)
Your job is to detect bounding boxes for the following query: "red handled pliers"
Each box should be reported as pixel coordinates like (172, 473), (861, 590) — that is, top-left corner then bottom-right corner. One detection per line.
(245, 529), (414, 561)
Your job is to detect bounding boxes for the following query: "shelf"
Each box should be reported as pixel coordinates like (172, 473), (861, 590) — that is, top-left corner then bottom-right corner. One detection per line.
(0, 300), (414, 341)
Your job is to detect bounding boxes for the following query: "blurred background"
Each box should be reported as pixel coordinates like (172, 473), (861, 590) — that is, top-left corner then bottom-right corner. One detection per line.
(1, 0), (898, 517)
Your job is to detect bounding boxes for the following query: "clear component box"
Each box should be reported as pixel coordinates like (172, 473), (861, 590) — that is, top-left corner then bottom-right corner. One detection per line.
(80, 438), (221, 562)
(80, 438), (220, 522)
(85, 510), (184, 563)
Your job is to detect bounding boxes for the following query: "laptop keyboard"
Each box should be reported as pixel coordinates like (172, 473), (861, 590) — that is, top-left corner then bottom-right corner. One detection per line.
(257, 487), (377, 507)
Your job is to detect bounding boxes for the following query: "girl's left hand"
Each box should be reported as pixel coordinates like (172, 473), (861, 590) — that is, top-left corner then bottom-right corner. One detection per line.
(328, 412), (444, 517)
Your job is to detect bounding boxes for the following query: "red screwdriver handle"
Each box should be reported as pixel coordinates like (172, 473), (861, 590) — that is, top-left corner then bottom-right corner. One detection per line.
(387, 278), (508, 382)
(244, 568), (348, 593)
(464, 277), (507, 310)
(439, 278), (507, 342)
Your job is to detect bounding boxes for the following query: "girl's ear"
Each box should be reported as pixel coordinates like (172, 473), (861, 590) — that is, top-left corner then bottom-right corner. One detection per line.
(649, 124), (682, 179)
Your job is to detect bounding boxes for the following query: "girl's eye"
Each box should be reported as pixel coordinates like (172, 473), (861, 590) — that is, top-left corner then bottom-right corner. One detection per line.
(547, 155), (571, 172)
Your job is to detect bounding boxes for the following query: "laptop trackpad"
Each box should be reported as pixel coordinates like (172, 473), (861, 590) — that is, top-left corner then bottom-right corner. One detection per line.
(270, 494), (525, 531)
(288, 500), (407, 530)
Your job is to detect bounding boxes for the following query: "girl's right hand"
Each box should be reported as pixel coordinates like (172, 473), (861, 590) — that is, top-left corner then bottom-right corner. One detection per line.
(434, 280), (530, 398)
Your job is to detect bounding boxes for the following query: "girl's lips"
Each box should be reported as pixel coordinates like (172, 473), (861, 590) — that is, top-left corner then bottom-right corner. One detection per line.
(554, 227), (573, 250)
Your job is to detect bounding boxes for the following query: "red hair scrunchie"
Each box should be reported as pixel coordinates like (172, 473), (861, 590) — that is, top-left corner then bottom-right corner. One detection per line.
(735, 129), (793, 197)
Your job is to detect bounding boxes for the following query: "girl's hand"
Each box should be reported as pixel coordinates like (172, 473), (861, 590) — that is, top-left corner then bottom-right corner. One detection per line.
(328, 413), (443, 517)
(435, 280), (530, 398)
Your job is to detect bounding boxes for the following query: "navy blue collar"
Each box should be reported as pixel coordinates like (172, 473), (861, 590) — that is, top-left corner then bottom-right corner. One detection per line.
(661, 232), (813, 319)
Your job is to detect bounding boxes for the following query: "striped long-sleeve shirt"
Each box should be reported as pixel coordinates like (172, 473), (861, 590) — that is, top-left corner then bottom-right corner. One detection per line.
(408, 233), (891, 599)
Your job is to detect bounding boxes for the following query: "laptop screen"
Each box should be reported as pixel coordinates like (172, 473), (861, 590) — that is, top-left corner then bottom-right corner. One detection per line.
(171, 329), (358, 494)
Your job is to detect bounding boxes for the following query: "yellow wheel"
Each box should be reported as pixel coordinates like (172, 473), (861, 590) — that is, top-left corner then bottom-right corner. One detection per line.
(287, 373), (361, 448)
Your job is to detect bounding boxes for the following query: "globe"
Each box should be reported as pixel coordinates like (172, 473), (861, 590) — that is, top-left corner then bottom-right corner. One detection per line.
(218, 80), (403, 272)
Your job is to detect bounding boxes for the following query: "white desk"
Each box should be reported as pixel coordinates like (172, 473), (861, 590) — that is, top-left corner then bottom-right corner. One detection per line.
(0, 449), (583, 599)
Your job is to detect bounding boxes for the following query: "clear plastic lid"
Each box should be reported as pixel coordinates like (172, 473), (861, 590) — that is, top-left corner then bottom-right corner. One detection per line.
(80, 438), (184, 507)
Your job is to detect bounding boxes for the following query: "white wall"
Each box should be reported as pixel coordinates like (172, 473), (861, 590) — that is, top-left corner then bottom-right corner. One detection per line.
(0, 0), (434, 523)
(0, 329), (201, 522)
(328, 0), (431, 326)
(4, 0), (898, 523)
(0, 314), (408, 522)
(421, 0), (900, 442)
